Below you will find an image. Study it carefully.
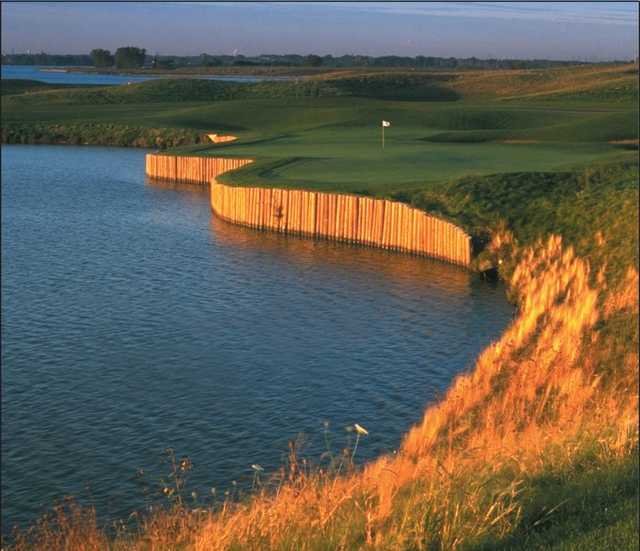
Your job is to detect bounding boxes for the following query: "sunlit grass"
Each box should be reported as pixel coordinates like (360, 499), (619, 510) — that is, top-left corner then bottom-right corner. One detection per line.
(6, 200), (637, 549)
(2, 64), (638, 550)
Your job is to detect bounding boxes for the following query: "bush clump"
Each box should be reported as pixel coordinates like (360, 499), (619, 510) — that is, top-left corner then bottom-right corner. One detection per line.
(1, 122), (205, 149)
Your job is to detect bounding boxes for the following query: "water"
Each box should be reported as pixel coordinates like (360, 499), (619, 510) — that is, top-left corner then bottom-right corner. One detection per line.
(1, 65), (292, 85)
(1, 145), (513, 535)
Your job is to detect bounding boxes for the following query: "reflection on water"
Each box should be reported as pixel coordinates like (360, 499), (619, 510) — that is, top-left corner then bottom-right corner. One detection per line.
(209, 215), (472, 298)
(145, 176), (471, 297)
(144, 176), (211, 195)
(3, 146), (512, 535)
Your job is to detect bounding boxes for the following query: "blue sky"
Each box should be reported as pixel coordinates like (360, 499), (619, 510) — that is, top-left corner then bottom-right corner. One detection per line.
(2, 2), (638, 60)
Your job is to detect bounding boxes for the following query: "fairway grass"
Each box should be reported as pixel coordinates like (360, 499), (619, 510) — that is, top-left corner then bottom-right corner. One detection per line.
(3, 103), (635, 195)
(4, 79), (635, 192)
(211, 133), (625, 194)
(3, 64), (637, 195)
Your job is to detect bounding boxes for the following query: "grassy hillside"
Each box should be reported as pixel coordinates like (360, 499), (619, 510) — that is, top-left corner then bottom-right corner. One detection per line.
(2, 63), (636, 105)
(7, 160), (638, 551)
(3, 65), (635, 185)
(415, 160), (638, 270)
(0, 79), (99, 96)
(3, 64), (638, 550)
(446, 63), (639, 102)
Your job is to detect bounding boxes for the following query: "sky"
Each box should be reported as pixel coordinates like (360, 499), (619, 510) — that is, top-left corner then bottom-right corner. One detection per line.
(2, 1), (638, 61)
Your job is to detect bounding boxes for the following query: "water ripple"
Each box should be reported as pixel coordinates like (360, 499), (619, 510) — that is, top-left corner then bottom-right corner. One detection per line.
(1, 145), (513, 535)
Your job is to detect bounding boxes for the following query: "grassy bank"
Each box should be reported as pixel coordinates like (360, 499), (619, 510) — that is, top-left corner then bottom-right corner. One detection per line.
(1, 121), (206, 148)
(7, 160), (637, 550)
(0, 79), (102, 96)
(3, 67), (636, 191)
(2, 64), (638, 550)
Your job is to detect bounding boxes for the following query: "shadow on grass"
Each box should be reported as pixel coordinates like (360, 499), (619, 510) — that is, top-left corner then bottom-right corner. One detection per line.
(469, 453), (639, 551)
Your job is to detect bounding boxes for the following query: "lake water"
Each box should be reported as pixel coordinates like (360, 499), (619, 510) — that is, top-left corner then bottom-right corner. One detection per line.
(1, 65), (292, 85)
(1, 145), (513, 535)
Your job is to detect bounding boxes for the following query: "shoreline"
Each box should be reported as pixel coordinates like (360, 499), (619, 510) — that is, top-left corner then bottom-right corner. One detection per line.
(2, 139), (637, 550)
(145, 152), (473, 267)
(38, 65), (334, 78)
(39, 66), (297, 81)
(1, 58), (637, 551)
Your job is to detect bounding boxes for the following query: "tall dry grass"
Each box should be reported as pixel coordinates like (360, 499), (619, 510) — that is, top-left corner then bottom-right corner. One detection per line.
(447, 62), (638, 99)
(183, 232), (637, 550)
(6, 231), (638, 550)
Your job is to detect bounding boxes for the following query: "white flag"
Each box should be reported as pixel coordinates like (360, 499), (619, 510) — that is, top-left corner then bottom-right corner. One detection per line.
(382, 120), (391, 127)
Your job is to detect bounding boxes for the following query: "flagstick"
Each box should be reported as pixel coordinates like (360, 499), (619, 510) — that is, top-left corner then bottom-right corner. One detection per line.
(382, 123), (385, 150)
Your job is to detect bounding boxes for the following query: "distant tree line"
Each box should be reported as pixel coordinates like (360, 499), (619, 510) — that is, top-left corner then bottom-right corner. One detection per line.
(114, 47), (146, 68)
(2, 50), (634, 70)
(141, 53), (623, 70)
(91, 47), (146, 68)
(2, 47), (147, 69)
(1, 52), (93, 66)
(90, 49), (114, 67)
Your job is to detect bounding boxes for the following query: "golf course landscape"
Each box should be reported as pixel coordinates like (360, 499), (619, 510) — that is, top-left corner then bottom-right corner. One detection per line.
(2, 62), (639, 549)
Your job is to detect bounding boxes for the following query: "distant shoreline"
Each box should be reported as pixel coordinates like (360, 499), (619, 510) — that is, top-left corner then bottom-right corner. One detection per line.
(38, 66), (299, 80)
(34, 65), (493, 79)
(43, 65), (337, 78)
(5, 62), (634, 81)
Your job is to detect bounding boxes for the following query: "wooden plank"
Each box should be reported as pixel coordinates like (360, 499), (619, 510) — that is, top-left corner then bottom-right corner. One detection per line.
(335, 194), (344, 241)
(358, 197), (366, 244)
(206, 175), (472, 267)
(391, 202), (398, 250)
(311, 192), (318, 236)
(290, 190), (298, 234)
(329, 193), (337, 240)
(316, 192), (323, 236)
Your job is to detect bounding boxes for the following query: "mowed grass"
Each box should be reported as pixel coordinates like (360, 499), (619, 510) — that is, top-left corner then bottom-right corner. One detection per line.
(6, 94), (624, 194)
(3, 66), (636, 195)
(3, 98), (637, 195)
(0, 79), (93, 96)
(209, 127), (627, 194)
(192, 98), (634, 193)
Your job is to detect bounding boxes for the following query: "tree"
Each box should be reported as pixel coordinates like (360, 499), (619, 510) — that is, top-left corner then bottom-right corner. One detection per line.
(304, 54), (323, 67)
(114, 46), (146, 69)
(156, 57), (176, 70)
(353, 55), (370, 67)
(200, 53), (222, 67)
(90, 49), (114, 68)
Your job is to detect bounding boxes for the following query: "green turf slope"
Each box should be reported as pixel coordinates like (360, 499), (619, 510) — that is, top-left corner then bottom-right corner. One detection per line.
(2, 65), (637, 195)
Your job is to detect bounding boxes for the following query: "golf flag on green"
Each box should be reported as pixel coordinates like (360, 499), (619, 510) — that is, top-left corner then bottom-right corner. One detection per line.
(381, 120), (391, 148)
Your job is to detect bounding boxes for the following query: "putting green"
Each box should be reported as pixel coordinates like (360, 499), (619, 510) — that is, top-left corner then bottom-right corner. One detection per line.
(2, 70), (637, 196)
(203, 128), (621, 193)
(174, 99), (634, 194)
